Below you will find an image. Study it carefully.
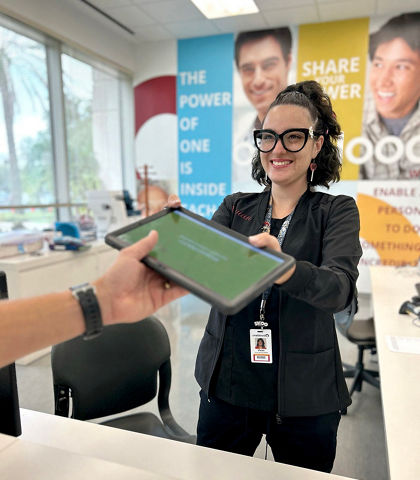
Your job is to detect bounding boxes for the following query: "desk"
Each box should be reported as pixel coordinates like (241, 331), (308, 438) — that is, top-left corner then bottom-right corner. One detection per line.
(0, 408), (357, 479)
(0, 431), (169, 479)
(0, 241), (117, 300)
(370, 266), (420, 480)
(0, 242), (117, 364)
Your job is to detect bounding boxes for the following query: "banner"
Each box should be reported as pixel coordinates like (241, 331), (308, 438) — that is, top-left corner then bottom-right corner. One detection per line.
(134, 13), (420, 292)
(297, 18), (369, 180)
(358, 183), (420, 264)
(177, 34), (233, 218)
(231, 26), (298, 192)
(356, 13), (420, 289)
(358, 13), (420, 181)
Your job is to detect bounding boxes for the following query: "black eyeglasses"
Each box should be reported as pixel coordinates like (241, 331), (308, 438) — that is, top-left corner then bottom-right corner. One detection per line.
(254, 127), (315, 153)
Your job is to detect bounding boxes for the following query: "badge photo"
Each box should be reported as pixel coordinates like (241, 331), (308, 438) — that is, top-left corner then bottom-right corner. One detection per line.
(250, 329), (272, 364)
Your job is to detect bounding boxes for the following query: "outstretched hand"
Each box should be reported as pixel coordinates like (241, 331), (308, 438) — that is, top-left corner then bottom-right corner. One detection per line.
(248, 232), (296, 285)
(95, 230), (188, 326)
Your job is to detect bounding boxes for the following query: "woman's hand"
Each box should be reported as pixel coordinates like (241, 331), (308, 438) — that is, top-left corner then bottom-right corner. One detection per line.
(248, 232), (296, 285)
(166, 194), (182, 209)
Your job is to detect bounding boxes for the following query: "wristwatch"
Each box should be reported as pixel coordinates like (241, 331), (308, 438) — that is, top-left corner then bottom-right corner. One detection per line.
(70, 283), (103, 340)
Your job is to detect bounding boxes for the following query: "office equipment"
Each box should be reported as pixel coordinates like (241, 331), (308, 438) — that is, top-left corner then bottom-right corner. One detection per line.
(87, 190), (128, 238)
(51, 316), (195, 443)
(122, 189), (140, 216)
(398, 300), (420, 317)
(0, 365), (21, 437)
(49, 236), (90, 251)
(54, 222), (80, 238)
(0, 231), (43, 258)
(334, 297), (380, 400)
(385, 335), (420, 354)
(106, 207), (295, 315)
(0, 272), (22, 437)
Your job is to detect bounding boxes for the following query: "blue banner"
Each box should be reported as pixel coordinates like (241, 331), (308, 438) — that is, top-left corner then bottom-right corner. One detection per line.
(177, 34), (233, 218)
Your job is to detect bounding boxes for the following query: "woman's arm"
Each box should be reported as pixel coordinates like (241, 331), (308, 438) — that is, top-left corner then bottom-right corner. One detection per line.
(250, 196), (362, 312)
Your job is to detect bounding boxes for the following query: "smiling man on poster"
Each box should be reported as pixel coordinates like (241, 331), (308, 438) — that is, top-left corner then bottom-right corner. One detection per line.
(232, 28), (293, 191)
(361, 12), (420, 180)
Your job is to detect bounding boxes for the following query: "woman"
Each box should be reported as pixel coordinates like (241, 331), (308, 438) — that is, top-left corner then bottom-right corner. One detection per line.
(170, 80), (361, 473)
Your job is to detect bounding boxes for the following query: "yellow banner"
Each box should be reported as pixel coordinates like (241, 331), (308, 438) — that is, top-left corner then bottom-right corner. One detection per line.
(296, 18), (370, 180)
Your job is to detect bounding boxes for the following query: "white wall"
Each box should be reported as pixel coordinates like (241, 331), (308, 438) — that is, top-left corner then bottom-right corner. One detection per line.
(0, 0), (135, 72)
(134, 39), (177, 86)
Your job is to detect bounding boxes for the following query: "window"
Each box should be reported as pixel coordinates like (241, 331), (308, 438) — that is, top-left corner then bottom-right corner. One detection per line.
(0, 23), (54, 230)
(0, 15), (133, 232)
(62, 54), (124, 203)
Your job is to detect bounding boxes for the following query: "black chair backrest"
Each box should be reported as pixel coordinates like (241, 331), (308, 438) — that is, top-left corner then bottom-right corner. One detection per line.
(51, 316), (170, 420)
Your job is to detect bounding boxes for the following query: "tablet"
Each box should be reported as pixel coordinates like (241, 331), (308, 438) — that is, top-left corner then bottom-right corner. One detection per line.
(105, 207), (295, 315)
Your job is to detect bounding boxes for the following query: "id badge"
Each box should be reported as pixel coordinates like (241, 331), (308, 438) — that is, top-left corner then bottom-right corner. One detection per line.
(250, 329), (272, 364)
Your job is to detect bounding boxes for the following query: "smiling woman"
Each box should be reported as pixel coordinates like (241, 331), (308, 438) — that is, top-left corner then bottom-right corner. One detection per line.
(251, 82), (341, 195)
(187, 80), (362, 473)
(255, 104), (323, 196)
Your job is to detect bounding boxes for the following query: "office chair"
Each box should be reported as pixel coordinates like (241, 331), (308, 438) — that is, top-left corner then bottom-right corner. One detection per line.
(334, 298), (380, 407)
(51, 316), (195, 443)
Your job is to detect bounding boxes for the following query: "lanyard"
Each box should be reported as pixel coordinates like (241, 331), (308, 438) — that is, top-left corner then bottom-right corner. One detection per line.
(256, 203), (294, 328)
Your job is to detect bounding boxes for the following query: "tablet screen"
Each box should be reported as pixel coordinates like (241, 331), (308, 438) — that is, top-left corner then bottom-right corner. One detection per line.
(117, 210), (286, 301)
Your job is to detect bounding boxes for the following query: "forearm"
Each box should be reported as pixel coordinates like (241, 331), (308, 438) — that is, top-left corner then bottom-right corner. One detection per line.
(281, 197), (361, 312)
(0, 291), (84, 367)
(280, 260), (357, 312)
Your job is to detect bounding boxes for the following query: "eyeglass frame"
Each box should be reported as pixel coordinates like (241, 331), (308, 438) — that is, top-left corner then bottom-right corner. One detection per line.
(253, 126), (316, 153)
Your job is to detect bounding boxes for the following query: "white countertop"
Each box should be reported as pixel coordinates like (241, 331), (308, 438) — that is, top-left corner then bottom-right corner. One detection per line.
(370, 266), (420, 480)
(0, 240), (112, 271)
(0, 409), (358, 480)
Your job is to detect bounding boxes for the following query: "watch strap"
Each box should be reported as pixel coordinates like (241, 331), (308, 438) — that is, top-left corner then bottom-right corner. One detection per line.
(70, 283), (103, 340)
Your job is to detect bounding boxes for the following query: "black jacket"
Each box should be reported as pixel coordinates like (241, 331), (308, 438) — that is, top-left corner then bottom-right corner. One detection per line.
(194, 188), (362, 417)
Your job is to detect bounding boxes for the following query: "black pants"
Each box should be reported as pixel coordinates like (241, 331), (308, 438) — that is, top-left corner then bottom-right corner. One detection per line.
(197, 391), (341, 473)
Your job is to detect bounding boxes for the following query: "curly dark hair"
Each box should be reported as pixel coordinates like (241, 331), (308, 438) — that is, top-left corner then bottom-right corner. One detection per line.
(251, 80), (342, 189)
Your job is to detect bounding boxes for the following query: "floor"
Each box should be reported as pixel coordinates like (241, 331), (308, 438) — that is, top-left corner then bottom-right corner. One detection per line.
(15, 293), (387, 480)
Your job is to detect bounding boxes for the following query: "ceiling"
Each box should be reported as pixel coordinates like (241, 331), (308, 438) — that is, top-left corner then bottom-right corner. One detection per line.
(75, 0), (420, 43)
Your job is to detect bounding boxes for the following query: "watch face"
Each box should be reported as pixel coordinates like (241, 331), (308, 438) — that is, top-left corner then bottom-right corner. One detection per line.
(71, 282), (93, 294)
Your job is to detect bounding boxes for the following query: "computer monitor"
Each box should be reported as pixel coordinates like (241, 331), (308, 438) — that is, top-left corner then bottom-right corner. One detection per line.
(0, 271), (22, 437)
(86, 190), (128, 238)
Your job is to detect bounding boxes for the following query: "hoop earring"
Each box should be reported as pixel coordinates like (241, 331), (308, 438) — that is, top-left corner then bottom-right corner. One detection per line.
(309, 162), (317, 183)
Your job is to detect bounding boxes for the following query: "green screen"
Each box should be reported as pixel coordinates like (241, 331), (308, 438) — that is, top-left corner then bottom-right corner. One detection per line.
(119, 211), (285, 300)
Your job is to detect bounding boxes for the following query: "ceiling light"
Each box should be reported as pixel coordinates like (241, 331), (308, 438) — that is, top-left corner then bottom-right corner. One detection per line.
(191, 0), (259, 19)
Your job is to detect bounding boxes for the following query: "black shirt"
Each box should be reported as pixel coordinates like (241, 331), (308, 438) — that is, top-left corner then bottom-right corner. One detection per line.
(213, 217), (285, 411)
